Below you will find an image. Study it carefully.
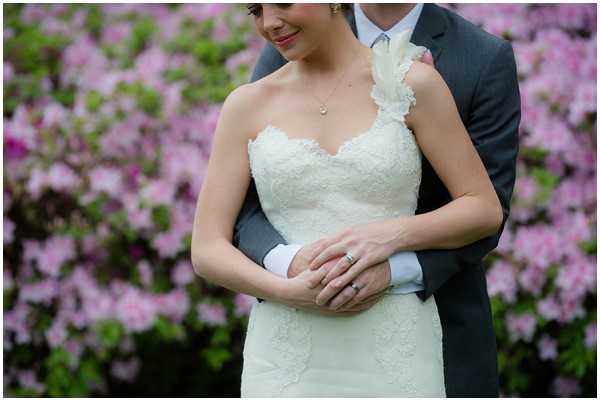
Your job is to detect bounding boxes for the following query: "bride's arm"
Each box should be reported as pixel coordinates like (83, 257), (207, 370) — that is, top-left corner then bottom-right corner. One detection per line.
(190, 84), (286, 302)
(309, 61), (503, 276)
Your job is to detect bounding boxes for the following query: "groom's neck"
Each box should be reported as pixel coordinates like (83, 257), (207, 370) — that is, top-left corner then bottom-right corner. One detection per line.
(359, 3), (417, 31)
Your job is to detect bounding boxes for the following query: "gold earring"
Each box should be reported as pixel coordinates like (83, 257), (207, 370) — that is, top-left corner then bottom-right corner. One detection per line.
(330, 3), (341, 14)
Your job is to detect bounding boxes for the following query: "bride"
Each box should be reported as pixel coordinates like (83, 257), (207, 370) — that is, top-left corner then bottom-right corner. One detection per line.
(191, 3), (502, 397)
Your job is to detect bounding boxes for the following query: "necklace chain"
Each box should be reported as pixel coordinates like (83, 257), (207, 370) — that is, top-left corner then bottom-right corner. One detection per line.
(303, 45), (362, 116)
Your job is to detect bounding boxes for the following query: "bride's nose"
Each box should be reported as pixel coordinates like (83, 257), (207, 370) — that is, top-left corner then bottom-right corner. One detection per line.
(262, 7), (285, 33)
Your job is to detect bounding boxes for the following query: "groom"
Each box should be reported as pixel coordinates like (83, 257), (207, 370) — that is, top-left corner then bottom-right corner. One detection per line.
(234, 3), (520, 398)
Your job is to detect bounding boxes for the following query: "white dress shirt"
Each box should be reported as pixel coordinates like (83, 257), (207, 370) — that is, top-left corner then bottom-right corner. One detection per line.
(264, 4), (425, 295)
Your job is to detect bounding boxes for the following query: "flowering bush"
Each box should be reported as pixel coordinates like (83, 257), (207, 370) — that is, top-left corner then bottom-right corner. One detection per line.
(3, 3), (596, 397)
(449, 3), (596, 397)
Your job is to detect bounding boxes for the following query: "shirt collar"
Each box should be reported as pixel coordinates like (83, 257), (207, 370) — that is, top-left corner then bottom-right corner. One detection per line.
(353, 3), (424, 47)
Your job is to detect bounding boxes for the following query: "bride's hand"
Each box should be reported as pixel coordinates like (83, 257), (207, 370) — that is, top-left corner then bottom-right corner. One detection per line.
(307, 220), (401, 286)
(278, 268), (380, 316)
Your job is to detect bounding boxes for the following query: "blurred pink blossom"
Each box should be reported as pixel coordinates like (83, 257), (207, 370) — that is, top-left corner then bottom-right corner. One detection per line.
(4, 217), (15, 244)
(197, 302), (227, 327)
(486, 260), (518, 303)
(506, 312), (537, 342)
(551, 376), (581, 397)
(16, 370), (45, 394)
(36, 235), (76, 277)
(101, 22), (131, 44)
(110, 358), (141, 383)
(584, 323), (596, 349)
(45, 318), (67, 347)
(137, 260), (153, 288)
(536, 296), (561, 321)
(115, 286), (157, 333)
(89, 166), (124, 198)
(512, 225), (562, 270)
(154, 288), (190, 323)
(171, 260), (195, 286)
(234, 294), (256, 317)
(19, 278), (59, 306)
(537, 334), (558, 360)
(518, 265), (546, 296)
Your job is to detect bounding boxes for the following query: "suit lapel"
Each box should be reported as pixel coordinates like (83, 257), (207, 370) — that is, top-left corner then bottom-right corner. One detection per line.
(410, 4), (446, 64)
(346, 8), (358, 37)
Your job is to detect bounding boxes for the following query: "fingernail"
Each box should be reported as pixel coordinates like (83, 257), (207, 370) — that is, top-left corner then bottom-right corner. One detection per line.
(321, 278), (327, 285)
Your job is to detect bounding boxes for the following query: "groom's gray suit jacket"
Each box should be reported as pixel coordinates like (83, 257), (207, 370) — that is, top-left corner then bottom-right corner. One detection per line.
(234, 4), (521, 397)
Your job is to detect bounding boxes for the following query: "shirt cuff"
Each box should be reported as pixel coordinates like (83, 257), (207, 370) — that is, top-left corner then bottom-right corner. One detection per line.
(388, 251), (424, 290)
(263, 244), (303, 278)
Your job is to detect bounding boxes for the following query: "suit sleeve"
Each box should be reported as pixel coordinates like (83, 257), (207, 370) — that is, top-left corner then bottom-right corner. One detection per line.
(415, 40), (521, 301)
(232, 42), (288, 266)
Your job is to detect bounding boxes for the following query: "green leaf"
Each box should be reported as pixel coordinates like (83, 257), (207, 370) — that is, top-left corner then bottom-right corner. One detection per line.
(201, 347), (231, 371)
(94, 319), (124, 348)
(135, 85), (162, 117)
(193, 39), (222, 65)
(210, 327), (231, 346)
(531, 167), (559, 203)
(85, 90), (103, 113)
(580, 239), (596, 254)
(152, 205), (171, 231)
(154, 316), (184, 341)
(129, 18), (158, 54)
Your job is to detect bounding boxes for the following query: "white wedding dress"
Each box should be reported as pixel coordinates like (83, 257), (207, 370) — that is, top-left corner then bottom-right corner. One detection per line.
(241, 31), (446, 397)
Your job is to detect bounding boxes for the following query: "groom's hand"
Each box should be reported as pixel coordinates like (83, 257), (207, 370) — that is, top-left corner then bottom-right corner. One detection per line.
(316, 260), (392, 309)
(288, 240), (338, 280)
(421, 49), (434, 67)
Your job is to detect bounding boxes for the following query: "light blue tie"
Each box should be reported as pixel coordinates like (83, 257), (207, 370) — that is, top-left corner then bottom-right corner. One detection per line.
(371, 32), (390, 48)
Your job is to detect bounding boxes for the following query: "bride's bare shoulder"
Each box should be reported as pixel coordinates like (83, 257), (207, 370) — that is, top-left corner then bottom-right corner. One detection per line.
(404, 60), (457, 126)
(220, 66), (291, 137)
(404, 60), (448, 98)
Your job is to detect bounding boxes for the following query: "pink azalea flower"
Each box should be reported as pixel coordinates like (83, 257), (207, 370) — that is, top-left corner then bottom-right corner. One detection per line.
(584, 323), (596, 349)
(140, 179), (176, 207)
(89, 166), (124, 198)
(518, 265), (546, 296)
(197, 302), (227, 327)
(152, 230), (184, 259)
(41, 102), (68, 129)
(37, 235), (76, 277)
(137, 260), (153, 288)
(234, 294), (256, 317)
(551, 376), (581, 397)
(171, 260), (195, 287)
(154, 288), (190, 323)
(45, 318), (67, 348)
(536, 296), (561, 321)
(46, 163), (82, 193)
(4, 217), (15, 245)
(101, 22), (131, 44)
(4, 269), (14, 290)
(17, 370), (45, 394)
(537, 334), (558, 360)
(115, 286), (157, 333)
(506, 312), (537, 343)
(19, 278), (59, 306)
(486, 260), (518, 303)
(110, 358), (140, 383)
(4, 61), (14, 82)
(512, 225), (563, 270)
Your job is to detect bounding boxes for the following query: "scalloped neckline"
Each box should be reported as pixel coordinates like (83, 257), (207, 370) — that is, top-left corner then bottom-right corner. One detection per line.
(252, 104), (382, 159)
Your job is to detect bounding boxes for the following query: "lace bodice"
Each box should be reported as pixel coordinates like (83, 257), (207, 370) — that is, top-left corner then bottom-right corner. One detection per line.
(248, 30), (427, 245)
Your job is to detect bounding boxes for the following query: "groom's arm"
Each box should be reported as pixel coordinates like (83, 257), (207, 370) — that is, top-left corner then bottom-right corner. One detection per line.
(232, 42), (288, 266)
(415, 41), (521, 301)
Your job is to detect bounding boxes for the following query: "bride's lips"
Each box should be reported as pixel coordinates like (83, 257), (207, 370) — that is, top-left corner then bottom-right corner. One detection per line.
(273, 30), (300, 47)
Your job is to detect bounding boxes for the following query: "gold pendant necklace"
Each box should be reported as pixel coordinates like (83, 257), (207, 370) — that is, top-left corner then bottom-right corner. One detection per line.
(304, 45), (362, 116)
